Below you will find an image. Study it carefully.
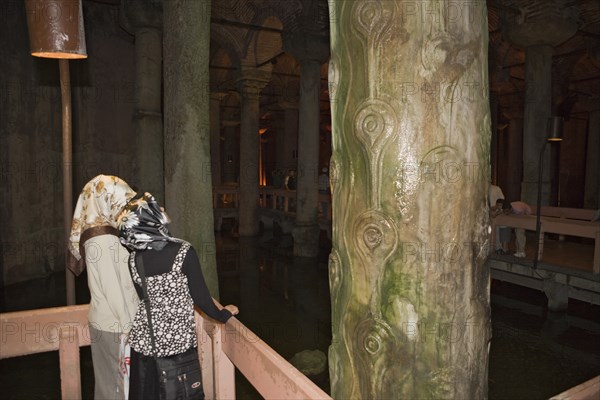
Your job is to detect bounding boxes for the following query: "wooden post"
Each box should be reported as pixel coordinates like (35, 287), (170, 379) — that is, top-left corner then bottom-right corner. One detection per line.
(59, 326), (81, 400)
(211, 324), (235, 400)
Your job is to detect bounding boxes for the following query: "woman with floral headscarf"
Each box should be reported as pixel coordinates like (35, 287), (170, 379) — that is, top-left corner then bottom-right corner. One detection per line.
(68, 174), (140, 400)
(117, 192), (238, 400)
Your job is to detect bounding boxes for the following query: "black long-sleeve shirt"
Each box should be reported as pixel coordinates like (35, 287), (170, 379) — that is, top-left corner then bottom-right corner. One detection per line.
(131, 241), (232, 323)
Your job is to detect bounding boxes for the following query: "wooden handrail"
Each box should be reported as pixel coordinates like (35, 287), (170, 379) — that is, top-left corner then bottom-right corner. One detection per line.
(549, 375), (600, 400)
(1, 303), (331, 400)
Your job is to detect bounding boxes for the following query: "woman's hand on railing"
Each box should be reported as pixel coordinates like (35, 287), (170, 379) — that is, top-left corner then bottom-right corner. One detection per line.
(224, 304), (239, 316)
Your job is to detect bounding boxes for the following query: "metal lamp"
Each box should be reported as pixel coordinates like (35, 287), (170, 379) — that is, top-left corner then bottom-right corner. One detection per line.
(533, 116), (563, 269)
(25, 0), (88, 306)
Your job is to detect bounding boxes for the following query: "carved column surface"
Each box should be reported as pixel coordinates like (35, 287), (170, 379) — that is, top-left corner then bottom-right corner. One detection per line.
(284, 29), (330, 257)
(328, 1), (491, 398)
(221, 118), (239, 184)
(503, 0), (578, 205)
(120, 0), (164, 202)
(238, 74), (269, 237)
(585, 110), (600, 208)
(163, 0), (220, 297)
(210, 93), (226, 186)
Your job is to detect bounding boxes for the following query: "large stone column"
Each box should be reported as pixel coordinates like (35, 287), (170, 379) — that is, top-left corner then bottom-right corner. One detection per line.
(328, 1), (491, 398)
(585, 110), (600, 208)
(210, 93), (226, 186)
(163, 0), (219, 297)
(120, 0), (164, 202)
(504, 1), (577, 204)
(284, 30), (330, 257)
(238, 72), (269, 237)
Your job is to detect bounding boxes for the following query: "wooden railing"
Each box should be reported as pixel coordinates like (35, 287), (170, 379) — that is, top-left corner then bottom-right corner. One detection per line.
(549, 375), (600, 400)
(491, 207), (600, 274)
(0, 304), (332, 400)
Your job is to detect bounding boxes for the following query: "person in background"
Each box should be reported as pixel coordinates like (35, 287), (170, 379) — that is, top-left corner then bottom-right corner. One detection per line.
(489, 183), (510, 254)
(68, 174), (139, 400)
(511, 201), (532, 258)
(117, 192), (239, 400)
(284, 169), (296, 191)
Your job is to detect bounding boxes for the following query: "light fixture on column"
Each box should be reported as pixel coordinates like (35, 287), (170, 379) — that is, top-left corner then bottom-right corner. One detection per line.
(533, 116), (563, 269)
(25, 0), (88, 305)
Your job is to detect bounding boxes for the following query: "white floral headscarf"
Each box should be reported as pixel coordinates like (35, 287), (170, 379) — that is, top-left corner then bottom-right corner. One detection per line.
(68, 175), (136, 274)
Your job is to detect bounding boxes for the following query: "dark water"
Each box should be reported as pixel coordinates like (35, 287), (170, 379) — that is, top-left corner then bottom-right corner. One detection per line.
(1, 233), (599, 399)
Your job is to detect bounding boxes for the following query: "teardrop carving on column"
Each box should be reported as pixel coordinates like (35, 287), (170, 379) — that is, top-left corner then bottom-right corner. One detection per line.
(351, 1), (393, 43)
(354, 98), (397, 208)
(350, 1), (395, 98)
(352, 210), (398, 304)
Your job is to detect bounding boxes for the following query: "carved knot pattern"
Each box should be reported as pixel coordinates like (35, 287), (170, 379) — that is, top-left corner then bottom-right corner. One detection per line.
(353, 210), (398, 287)
(351, 1), (393, 43)
(354, 99), (396, 150)
(355, 317), (395, 356)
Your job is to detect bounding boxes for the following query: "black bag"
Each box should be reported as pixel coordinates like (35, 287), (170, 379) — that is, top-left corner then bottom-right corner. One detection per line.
(155, 347), (204, 400)
(137, 253), (205, 400)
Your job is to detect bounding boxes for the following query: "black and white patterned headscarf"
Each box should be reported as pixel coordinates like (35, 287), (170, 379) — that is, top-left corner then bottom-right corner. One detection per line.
(117, 192), (179, 251)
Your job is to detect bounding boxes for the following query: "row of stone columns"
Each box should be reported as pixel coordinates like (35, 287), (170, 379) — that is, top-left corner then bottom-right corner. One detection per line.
(503, 1), (577, 205)
(123, 2), (329, 258)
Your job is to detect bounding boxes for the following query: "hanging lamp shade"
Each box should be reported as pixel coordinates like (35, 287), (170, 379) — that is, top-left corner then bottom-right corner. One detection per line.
(547, 116), (564, 142)
(25, 0), (87, 59)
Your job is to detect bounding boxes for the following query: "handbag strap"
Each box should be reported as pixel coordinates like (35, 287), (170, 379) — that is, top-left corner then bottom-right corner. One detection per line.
(135, 252), (158, 357)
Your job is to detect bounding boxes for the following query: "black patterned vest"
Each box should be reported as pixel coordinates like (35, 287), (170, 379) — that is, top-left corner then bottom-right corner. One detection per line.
(128, 242), (197, 357)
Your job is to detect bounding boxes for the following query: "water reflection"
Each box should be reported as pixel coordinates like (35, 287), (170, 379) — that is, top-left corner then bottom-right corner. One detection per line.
(1, 234), (599, 399)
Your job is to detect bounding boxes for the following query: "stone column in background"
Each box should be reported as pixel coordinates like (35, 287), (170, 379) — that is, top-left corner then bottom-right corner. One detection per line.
(120, 0), (164, 202)
(504, 1), (577, 205)
(284, 29), (330, 257)
(328, 1), (491, 398)
(210, 93), (226, 186)
(238, 71), (269, 236)
(163, 0), (219, 297)
(585, 110), (600, 209)
(278, 99), (299, 172)
(221, 116), (239, 184)
(503, 112), (524, 204)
